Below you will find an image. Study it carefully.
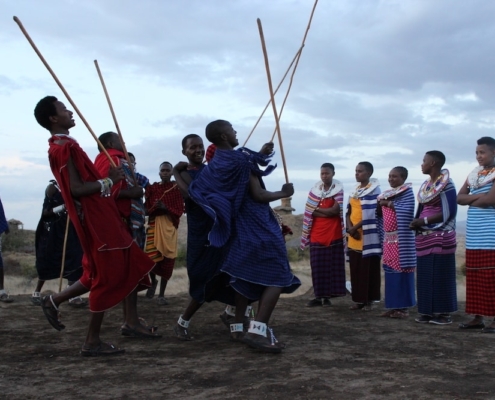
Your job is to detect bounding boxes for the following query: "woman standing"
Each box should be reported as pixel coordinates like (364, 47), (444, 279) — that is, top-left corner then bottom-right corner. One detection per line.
(301, 163), (346, 306)
(378, 167), (416, 318)
(410, 151), (457, 325)
(346, 162), (381, 311)
(458, 137), (495, 332)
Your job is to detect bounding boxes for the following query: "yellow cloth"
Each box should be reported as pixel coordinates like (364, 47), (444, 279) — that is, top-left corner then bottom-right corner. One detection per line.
(347, 197), (363, 251)
(154, 214), (178, 259)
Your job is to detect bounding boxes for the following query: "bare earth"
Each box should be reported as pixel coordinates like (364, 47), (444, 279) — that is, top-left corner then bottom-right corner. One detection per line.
(1, 273), (494, 400)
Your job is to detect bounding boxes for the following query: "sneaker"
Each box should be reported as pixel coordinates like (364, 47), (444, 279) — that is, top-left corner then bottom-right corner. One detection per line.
(31, 292), (42, 306)
(306, 298), (324, 307)
(415, 315), (432, 323)
(429, 315), (452, 325)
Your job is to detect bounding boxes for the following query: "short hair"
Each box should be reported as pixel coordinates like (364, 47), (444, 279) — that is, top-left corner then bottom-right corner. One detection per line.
(160, 161), (173, 168)
(321, 163), (335, 172)
(425, 151), (446, 168)
(477, 136), (495, 150)
(34, 96), (58, 130)
(392, 166), (408, 180)
(205, 120), (231, 144)
(358, 161), (374, 175)
(128, 152), (135, 159)
(181, 133), (201, 149)
(97, 132), (116, 152)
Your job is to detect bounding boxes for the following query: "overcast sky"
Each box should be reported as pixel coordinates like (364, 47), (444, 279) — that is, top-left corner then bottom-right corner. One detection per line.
(1, 0), (493, 229)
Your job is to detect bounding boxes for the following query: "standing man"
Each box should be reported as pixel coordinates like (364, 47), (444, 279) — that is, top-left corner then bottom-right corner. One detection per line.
(0, 195), (12, 303)
(410, 151), (457, 325)
(34, 96), (158, 357)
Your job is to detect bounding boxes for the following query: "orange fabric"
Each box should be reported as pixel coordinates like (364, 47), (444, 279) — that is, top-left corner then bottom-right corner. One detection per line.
(310, 198), (343, 246)
(347, 197), (363, 251)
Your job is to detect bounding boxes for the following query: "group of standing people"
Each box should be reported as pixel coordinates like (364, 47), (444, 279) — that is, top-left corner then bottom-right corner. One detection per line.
(2, 95), (495, 358)
(302, 138), (495, 333)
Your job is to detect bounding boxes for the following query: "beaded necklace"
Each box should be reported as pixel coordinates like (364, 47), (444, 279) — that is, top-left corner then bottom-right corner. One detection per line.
(350, 178), (379, 199)
(467, 165), (495, 189)
(377, 183), (412, 201)
(417, 169), (449, 204)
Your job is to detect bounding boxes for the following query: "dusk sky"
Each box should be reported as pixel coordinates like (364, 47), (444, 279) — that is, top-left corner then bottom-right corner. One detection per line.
(1, 0), (494, 229)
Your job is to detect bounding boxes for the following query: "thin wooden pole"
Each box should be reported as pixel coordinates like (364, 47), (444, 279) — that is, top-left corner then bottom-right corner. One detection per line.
(242, 45), (303, 147)
(13, 16), (115, 167)
(257, 18), (289, 183)
(270, 0), (318, 142)
(58, 216), (70, 293)
(94, 60), (137, 183)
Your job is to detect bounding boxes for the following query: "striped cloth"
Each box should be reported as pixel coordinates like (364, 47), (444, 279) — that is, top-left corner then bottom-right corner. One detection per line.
(360, 189), (382, 258)
(189, 147), (300, 301)
(300, 180), (344, 250)
(382, 187), (416, 270)
(415, 180), (457, 257)
(466, 183), (495, 249)
(465, 180), (495, 316)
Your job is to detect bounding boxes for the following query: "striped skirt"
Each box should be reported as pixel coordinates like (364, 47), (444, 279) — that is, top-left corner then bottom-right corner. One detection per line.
(465, 249), (495, 317)
(348, 250), (381, 304)
(383, 265), (416, 309)
(309, 240), (346, 298)
(416, 253), (457, 315)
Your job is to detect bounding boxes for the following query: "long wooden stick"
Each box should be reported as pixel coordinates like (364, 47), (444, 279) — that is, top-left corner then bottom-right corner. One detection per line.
(242, 45), (303, 147)
(94, 60), (137, 183)
(270, 0), (318, 142)
(58, 216), (70, 293)
(257, 18), (289, 183)
(13, 16), (115, 167)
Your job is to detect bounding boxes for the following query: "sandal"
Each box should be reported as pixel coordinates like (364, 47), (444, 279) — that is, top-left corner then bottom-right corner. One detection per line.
(390, 310), (409, 319)
(120, 324), (162, 339)
(68, 296), (88, 308)
(174, 324), (194, 341)
(362, 303), (374, 311)
(41, 295), (65, 331)
(242, 332), (282, 354)
(0, 292), (14, 303)
(350, 303), (365, 310)
(267, 327), (286, 349)
(81, 342), (125, 357)
(380, 310), (395, 317)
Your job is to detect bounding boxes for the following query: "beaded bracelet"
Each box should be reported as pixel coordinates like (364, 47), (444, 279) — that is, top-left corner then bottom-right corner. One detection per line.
(98, 177), (114, 197)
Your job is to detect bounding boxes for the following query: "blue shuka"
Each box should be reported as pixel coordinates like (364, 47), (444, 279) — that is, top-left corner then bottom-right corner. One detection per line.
(189, 147), (301, 301)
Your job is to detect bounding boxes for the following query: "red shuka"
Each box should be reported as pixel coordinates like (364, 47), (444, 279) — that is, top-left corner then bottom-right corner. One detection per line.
(48, 135), (154, 312)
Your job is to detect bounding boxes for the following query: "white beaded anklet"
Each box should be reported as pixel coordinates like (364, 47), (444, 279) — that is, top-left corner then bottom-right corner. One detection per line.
(224, 305), (236, 317)
(248, 320), (267, 337)
(178, 315), (190, 328)
(230, 323), (243, 333)
(244, 305), (253, 317)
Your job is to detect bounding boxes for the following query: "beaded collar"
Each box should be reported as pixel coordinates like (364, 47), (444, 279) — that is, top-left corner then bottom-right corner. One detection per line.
(417, 169), (449, 204)
(350, 178), (379, 199)
(311, 179), (343, 199)
(377, 183), (412, 201)
(52, 133), (78, 143)
(467, 165), (495, 189)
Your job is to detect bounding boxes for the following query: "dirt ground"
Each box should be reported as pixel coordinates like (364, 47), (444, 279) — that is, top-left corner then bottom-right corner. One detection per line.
(1, 272), (494, 400)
